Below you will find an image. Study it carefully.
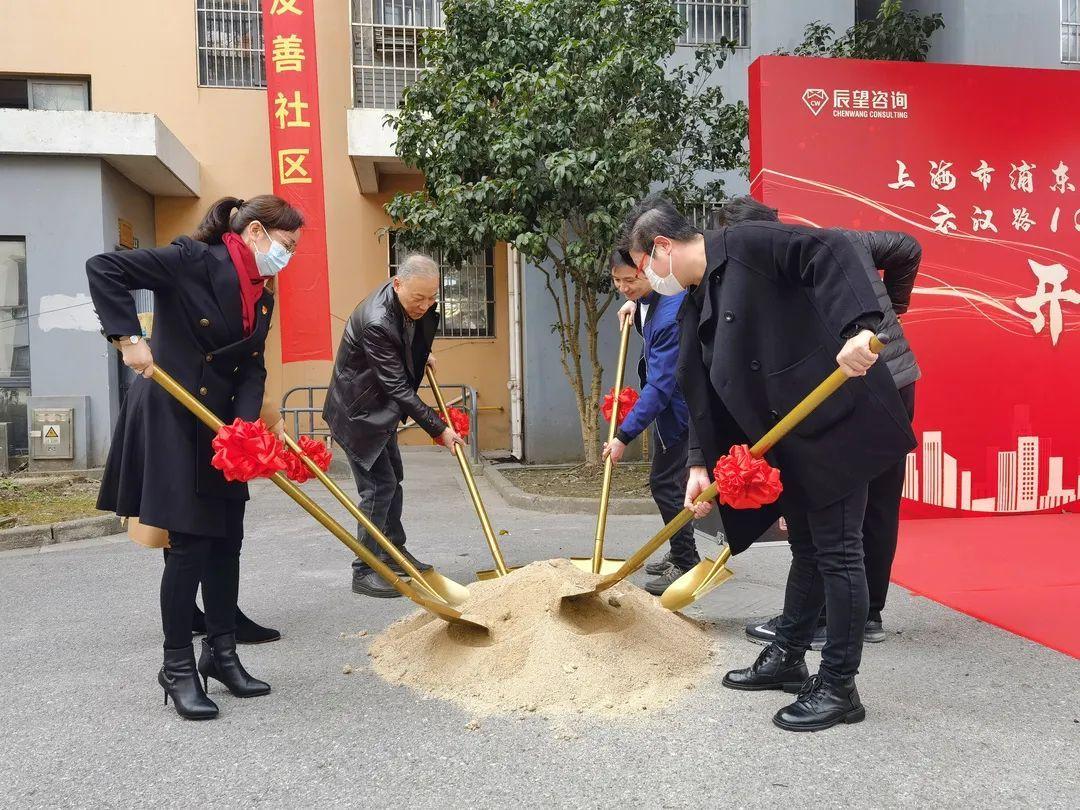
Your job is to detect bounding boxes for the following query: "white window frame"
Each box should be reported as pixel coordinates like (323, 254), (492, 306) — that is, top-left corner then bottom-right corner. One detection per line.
(1063, 0), (1080, 64)
(27, 79), (90, 111)
(676, 0), (750, 48)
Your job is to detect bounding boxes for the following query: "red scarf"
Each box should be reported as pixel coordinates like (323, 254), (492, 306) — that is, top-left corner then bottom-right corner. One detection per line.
(222, 232), (265, 337)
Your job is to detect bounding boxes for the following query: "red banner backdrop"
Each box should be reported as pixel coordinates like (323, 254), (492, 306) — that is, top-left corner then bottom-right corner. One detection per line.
(749, 56), (1080, 517)
(261, 0), (332, 362)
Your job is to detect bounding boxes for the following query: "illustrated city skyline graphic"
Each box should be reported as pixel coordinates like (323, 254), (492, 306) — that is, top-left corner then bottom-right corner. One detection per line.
(903, 430), (1078, 513)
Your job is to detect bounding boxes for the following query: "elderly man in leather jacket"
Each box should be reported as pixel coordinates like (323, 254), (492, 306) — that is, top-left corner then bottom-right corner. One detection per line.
(718, 197), (921, 649)
(323, 254), (465, 598)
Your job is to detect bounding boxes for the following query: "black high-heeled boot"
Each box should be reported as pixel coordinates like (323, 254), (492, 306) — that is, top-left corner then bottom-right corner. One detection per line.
(159, 646), (218, 720)
(198, 634), (271, 698)
(235, 607), (281, 645)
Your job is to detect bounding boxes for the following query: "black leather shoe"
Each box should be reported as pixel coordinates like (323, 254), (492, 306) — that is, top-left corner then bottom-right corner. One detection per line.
(773, 674), (866, 732)
(645, 551), (673, 576)
(159, 646), (218, 720)
(746, 614), (826, 651)
(198, 634), (271, 698)
(722, 642), (809, 691)
(386, 547), (433, 576)
(352, 568), (403, 598)
(235, 608), (281, 645)
(644, 564), (690, 596)
(864, 618), (886, 643)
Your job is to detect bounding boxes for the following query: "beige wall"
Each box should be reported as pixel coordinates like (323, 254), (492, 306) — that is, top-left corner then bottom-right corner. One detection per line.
(1, 0), (510, 450)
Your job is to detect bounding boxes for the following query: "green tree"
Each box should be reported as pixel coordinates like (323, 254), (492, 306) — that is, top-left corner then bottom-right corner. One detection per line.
(387, 0), (746, 463)
(780, 0), (945, 61)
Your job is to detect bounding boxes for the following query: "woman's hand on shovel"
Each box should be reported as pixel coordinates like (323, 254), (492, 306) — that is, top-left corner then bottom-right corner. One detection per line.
(437, 426), (466, 452)
(117, 338), (155, 379)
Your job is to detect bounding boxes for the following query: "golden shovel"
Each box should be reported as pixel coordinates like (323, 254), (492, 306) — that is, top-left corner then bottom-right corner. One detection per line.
(279, 432), (470, 607)
(149, 366), (489, 636)
(563, 335), (888, 612)
(570, 312), (633, 575)
(425, 367), (512, 580)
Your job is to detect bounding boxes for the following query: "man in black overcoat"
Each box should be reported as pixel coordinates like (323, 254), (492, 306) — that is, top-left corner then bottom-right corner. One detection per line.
(622, 196), (916, 732)
(323, 254), (465, 598)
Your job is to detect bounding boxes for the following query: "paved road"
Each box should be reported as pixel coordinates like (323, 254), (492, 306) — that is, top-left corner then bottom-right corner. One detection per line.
(1, 448), (1076, 808)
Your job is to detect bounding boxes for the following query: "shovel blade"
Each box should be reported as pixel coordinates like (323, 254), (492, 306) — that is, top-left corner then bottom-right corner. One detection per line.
(659, 557), (735, 612)
(412, 592), (491, 635)
(414, 569), (472, 607)
(474, 565), (522, 581)
(568, 557), (626, 576)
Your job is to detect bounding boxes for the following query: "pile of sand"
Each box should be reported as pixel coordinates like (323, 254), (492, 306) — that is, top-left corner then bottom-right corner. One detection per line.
(369, 558), (713, 718)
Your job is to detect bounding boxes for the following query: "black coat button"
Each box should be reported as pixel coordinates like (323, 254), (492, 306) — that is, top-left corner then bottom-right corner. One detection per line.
(198, 386), (208, 396)
(750, 360), (761, 371)
(724, 311), (735, 322)
(769, 409), (781, 422)
(199, 318), (210, 327)
(205, 354), (213, 362)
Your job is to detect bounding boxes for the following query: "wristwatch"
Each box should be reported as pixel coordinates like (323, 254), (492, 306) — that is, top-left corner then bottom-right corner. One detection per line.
(110, 335), (142, 347)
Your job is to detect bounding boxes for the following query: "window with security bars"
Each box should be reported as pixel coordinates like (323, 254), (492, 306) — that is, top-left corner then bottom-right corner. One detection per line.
(196, 0), (267, 88)
(1064, 0), (1080, 63)
(676, 0), (749, 46)
(686, 201), (725, 231)
(352, 0), (444, 108)
(388, 234), (495, 338)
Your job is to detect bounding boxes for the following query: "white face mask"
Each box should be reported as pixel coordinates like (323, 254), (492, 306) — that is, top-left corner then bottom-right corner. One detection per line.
(644, 244), (684, 296)
(253, 228), (292, 278)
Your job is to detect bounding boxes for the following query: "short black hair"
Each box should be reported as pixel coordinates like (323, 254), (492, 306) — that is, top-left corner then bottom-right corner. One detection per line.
(719, 195), (780, 225)
(609, 249), (633, 270)
(621, 193), (702, 254)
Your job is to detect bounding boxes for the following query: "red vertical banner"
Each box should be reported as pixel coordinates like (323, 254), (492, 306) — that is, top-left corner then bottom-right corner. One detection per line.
(262, 0), (332, 362)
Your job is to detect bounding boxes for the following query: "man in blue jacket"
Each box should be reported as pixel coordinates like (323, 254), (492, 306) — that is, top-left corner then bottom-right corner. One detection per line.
(603, 251), (698, 595)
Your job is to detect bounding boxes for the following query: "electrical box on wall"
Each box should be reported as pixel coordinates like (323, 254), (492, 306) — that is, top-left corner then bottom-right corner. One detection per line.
(29, 408), (75, 460)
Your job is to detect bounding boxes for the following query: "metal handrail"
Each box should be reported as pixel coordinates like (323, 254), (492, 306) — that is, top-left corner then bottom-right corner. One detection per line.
(280, 381), (481, 464)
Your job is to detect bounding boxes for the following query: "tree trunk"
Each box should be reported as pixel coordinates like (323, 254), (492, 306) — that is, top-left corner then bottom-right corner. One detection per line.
(539, 261), (613, 466)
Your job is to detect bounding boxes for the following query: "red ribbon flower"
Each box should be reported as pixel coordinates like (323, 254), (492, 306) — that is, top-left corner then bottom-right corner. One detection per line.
(211, 418), (288, 483)
(433, 406), (471, 444)
(283, 436), (334, 484)
(601, 386), (639, 425)
(713, 444), (783, 509)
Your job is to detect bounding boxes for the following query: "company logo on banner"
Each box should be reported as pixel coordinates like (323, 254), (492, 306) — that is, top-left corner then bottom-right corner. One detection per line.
(262, 0), (332, 362)
(750, 56), (1080, 517)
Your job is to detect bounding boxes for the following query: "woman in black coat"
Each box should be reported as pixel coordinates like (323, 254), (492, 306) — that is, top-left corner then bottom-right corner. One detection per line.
(87, 195), (304, 720)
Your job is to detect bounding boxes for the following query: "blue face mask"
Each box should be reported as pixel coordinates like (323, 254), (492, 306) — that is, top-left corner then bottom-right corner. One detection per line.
(253, 228), (292, 278)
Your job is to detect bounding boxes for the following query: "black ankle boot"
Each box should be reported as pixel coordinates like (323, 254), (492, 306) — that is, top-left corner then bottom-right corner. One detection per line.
(235, 607), (281, 645)
(773, 674), (866, 732)
(198, 634), (271, 698)
(159, 646), (218, 720)
(192, 605), (207, 636)
(722, 642), (809, 691)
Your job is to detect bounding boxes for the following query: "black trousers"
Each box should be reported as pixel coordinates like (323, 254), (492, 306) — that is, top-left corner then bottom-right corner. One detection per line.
(650, 431), (700, 571)
(347, 434), (407, 573)
(775, 484), (870, 685)
(863, 382), (916, 619)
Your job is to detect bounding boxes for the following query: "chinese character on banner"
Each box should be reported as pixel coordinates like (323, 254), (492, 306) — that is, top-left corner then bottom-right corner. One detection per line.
(1010, 161), (1036, 193)
(971, 160), (995, 191)
(972, 206), (998, 233)
(274, 91), (310, 128)
(872, 90), (889, 109)
(853, 90), (870, 109)
(1050, 161), (1076, 194)
(929, 160), (957, 191)
(271, 34), (305, 72)
(270, 0), (302, 14)
(277, 148), (312, 184)
(930, 203), (957, 234)
(888, 160), (915, 190)
(1012, 207), (1036, 232)
(1015, 261), (1080, 345)
(834, 90), (850, 109)
(890, 91), (907, 109)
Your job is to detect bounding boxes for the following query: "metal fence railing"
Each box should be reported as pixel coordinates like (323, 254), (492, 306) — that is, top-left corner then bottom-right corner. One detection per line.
(281, 381), (481, 463)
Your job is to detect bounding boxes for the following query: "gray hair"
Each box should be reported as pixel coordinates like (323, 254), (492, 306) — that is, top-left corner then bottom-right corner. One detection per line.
(397, 252), (440, 280)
